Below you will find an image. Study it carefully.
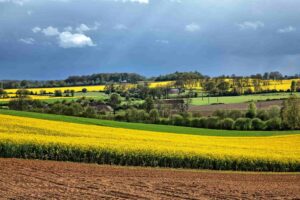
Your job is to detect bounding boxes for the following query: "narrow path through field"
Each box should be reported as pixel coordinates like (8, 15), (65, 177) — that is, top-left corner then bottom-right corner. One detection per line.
(0, 158), (299, 199)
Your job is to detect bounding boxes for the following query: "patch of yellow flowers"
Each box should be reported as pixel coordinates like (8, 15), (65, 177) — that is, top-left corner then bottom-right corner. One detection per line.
(0, 95), (74, 102)
(4, 85), (107, 94)
(0, 114), (299, 171)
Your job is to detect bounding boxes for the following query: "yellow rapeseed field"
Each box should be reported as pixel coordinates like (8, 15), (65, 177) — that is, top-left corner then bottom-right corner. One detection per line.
(0, 95), (73, 102)
(148, 79), (300, 91)
(0, 114), (299, 171)
(148, 81), (175, 88)
(4, 85), (107, 94)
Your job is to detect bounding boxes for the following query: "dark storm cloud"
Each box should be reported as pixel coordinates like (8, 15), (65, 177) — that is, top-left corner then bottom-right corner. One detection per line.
(0, 0), (299, 79)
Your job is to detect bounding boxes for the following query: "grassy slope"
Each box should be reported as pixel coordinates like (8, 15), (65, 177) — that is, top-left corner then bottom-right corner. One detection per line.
(191, 93), (299, 106)
(0, 109), (299, 137)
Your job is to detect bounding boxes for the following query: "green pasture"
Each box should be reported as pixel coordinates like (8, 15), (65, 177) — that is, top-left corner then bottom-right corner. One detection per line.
(191, 92), (299, 106)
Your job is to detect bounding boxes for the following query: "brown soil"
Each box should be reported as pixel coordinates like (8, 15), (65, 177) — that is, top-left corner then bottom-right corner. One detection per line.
(0, 158), (299, 199)
(189, 100), (283, 116)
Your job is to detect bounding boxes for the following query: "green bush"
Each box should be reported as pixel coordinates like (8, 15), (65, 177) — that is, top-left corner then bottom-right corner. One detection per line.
(149, 109), (160, 123)
(125, 108), (139, 122)
(251, 118), (265, 130)
(159, 118), (170, 125)
(205, 117), (220, 129)
(265, 118), (282, 130)
(170, 114), (184, 126)
(257, 110), (269, 121)
(228, 110), (244, 120)
(268, 106), (281, 119)
(198, 117), (208, 128)
(82, 106), (97, 118)
(219, 118), (234, 130)
(54, 90), (63, 97)
(212, 110), (228, 119)
(115, 113), (126, 121)
(191, 118), (200, 127)
(137, 110), (149, 122)
(234, 118), (252, 130)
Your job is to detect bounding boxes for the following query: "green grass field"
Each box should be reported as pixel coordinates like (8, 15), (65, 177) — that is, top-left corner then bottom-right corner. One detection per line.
(191, 92), (299, 106)
(0, 109), (299, 137)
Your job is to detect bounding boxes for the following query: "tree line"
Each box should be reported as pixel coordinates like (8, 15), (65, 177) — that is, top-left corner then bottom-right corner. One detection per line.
(1, 71), (300, 89)
(7, 94), (300, 131)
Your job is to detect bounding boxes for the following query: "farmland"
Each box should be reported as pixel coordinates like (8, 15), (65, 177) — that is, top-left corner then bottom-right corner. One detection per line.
(1, 158), (299, 199)
(0, 113), (299, 171)
(1, 109), (299, 137)
(4, 85), (107, 94)
(3, 1), (300, 198)
(191, 92), (299, 106)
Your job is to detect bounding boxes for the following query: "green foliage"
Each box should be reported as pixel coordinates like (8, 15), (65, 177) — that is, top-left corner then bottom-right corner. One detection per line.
(16, 89), (30, 98)
(143, 97), (154, 112)
(219, 118), (234, 130)
(137, 110), (149, 122)
(213, 110), (228, 119)
(205, 117), (220, 129)
(204, 81), (216, 95)
(109, 93), (121, 114)
(82, 106), (96, 118)
(234, 118), (252, 130)
(217, 81), (230, 95)
(0, 89), (8, 98)
(154, 71), (205, 81)
(149, 109), (160, 123)
(291, 80), (297, 93)
(268, 106), (281, 119)
(228, 110), (244, 120)
(125, 108), (139, 122)
(8, 98), (43, 111)
(257, 110), (269, 121)
(251, 118), (266, 130)
(265, 118), (282, 130)
(62, 102), (84, 116)
(82, 88), (88, 93)
(281, 95), (300, 130)
(246, 102), (257, 118)
(170, 114), (184, 126)
(54, 90), (63, 97)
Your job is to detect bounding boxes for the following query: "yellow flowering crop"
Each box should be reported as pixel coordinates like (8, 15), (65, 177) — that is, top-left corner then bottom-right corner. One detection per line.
(0, 114), (299, 171)
(4, 85), (107, 94)
(148, 81), (175, 88)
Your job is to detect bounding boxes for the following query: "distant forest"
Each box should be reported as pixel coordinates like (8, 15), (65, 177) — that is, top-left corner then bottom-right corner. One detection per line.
(1, 71), (300, 89)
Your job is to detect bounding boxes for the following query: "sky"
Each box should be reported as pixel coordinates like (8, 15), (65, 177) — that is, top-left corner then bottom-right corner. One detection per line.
(0, 0), (299, 80)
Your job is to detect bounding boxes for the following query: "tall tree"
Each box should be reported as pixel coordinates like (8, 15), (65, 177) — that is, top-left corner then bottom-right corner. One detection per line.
(246, 102), (257, 118)
(143, 97), (154, 112)
(109, 93), (121, 115)
(291, 80), (297, 94)
(281, 95), (300, 130)
(217, 81), (230, 95)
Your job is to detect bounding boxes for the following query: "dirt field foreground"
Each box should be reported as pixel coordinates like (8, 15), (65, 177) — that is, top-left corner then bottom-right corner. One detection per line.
(0, 158), (299, 199)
